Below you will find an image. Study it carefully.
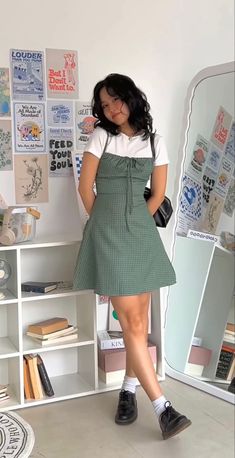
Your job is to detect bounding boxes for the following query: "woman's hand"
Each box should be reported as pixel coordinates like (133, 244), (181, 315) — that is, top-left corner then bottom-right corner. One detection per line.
(78, 152), (100, 215)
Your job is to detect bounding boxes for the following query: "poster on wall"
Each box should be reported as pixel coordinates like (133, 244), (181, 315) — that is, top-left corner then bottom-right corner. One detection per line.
(13, 102), (46, 153)
(10, 49), (45, 101)
(202, 166), (217, 214)
(214, 157), (234, 199)
(14, 154), (48, 204)
(210, 106), (232, 151)
(46, 49), (78, 99)
(176, 174), (202, 235)
(205, 143), (222, 173)
(0, 68), (11, 116)
(186, 134), (209, 181)
(0, 120), (13, 171)
(224, 121), (235, 164)
(75, 102), (96, 149)
(47, 100), (73, 127)
(223, 178), (235, 217)
(201, 192), (224, 234)
(48, 128), (74, 176)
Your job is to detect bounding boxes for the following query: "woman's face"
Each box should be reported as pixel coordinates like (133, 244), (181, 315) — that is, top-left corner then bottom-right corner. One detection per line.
(99, 87), (130, 130)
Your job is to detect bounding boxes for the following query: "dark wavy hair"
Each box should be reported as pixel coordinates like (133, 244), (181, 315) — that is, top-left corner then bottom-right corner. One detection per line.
(92, 73), (153, 139)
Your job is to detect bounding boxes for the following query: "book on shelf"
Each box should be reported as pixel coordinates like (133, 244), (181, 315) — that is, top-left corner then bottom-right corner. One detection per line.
(29, 332), (78, 347)
(21, 281), (58, 294)
(223, 331), (235, 344)
(0, 394), (10, 402)
(226, 323), (235, 333)
(216, 345), (235, 381)
(98, 367), (126, 384)
(97, 330), (125, 350)
(27, 317), (69, 335)
(24, 354), (44, 400)
(26, 325), (77, 340)
(185, 363), (205, 377)
(37, 355), (54, 397)
(23, 357), (34, 400)
(0, 384), (8, 394)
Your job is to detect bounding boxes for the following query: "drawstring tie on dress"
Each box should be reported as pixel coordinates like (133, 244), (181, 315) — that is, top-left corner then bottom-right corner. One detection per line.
(125, 159), (134, 232)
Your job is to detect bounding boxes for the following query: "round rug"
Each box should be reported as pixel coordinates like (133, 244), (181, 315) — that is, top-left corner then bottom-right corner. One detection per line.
(0, 411), (35, 458)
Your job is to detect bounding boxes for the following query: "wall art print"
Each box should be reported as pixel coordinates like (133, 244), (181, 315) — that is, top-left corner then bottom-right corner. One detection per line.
(14, 154), (48, 204)
(48, 128), (74, 177)
(75, 101), (96, 150)
(13, 102), (46, 153)
(46, 49), (78, 99)
(0, 68), (11, 116)
(210, 106), (232, 151)
(0, 120), (12, 171)
(47, 100), (74, 127)
(10, 49), (45, 101)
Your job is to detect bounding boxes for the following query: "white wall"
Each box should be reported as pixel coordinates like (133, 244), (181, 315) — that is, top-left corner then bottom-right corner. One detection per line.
(0, 0), (234, 245)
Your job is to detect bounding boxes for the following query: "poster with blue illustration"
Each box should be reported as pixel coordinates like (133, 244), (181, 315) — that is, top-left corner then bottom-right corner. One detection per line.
(0, 120), (12, 171)
(75, 101), (96, 150)
(10, 49), (45, 101)
(0, 69), (11, 116)
(47, 100), (73, 127)
(205, 143), (222, 173)
(177, 174), (202, 235)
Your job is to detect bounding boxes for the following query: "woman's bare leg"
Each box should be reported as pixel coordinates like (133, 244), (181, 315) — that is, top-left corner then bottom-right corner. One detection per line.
(111, 293), (163, 401)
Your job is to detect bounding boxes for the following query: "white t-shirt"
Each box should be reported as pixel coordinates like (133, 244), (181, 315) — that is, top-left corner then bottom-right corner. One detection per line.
(85, 127), (169, 166)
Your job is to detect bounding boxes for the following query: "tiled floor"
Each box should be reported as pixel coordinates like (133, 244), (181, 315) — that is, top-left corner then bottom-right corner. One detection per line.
(20, 377), (234, 458)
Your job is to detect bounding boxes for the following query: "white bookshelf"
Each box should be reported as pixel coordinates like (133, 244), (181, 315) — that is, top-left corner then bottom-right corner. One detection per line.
(0, 239), (165, 411)
(165, 236), (234, 382)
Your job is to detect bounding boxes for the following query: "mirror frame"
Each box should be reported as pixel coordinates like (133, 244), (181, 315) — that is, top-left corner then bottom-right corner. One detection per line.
(165, 61), (235, 403)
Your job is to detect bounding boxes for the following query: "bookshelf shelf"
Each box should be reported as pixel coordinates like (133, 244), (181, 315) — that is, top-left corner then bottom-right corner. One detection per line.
(0, 239), (165, 411)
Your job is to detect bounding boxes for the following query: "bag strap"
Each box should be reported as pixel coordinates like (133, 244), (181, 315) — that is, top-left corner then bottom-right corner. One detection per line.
(150, 132), (156, 160)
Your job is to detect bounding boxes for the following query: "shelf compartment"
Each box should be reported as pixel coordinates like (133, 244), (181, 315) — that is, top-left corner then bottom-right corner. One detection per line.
(22, 294), (96, 352)
(20, 243), (80, 285)
(21, 288), (92, 302)
(0, 357), (21, 410)
(0, 249), (18, 299)
(23, 346), (96, 404)
(0, 303), (19, 356)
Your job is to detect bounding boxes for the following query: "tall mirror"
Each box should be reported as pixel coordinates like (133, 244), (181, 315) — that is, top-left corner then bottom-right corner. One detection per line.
(165, 62), (235, 403)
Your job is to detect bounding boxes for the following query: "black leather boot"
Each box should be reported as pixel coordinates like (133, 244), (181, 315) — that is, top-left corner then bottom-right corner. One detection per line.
(159, 401), (191, 440)
(115, 390), (138, 425)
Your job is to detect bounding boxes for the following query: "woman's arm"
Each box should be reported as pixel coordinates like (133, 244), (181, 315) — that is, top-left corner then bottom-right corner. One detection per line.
(78, 152), (100, 215)
(146, 164), (168, 216)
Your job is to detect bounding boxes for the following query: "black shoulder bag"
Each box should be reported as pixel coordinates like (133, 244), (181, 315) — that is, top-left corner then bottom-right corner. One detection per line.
(144, 133), (173, 228)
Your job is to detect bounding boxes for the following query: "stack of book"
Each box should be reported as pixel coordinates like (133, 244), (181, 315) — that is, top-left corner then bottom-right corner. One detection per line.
(24, 354), (54, 400)
(223, 322), (235, 345)
(216, 345), (235, 381)
(21, 281), (58, 294)
(0, 384), (10, 403)
(98, 331), (157, 384)
(26, 317), (78, 346)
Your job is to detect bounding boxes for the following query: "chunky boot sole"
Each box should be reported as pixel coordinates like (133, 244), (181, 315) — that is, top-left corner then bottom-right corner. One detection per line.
(115, 410), (138, 425)
(162, 418), (192, 440)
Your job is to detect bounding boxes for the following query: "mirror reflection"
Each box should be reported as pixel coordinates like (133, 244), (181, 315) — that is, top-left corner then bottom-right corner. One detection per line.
(165, 66), (235, 399)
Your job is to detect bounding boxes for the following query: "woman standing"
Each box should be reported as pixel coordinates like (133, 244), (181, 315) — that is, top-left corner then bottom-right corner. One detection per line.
(73, 73), (191, 440)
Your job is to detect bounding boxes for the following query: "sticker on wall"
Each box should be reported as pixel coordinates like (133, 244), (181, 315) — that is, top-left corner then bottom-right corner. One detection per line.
(187, 134), (209, 181)
(47, 100), (74, 127)
(176, 174), (202, 236)
(224, 121), (235, 164)
(14, 154), (48, 204)
(46, 49), (78, 99)
(48, 128), (73, 176)
(0, 120), (12, 171)
(210, 106), (232, 151)
(13, 102), (46, 153)
(10, 49), (45, 101)
(75, 102), (96, 149)
(201, 192), (224, 234)
(0, 68), (11, 116)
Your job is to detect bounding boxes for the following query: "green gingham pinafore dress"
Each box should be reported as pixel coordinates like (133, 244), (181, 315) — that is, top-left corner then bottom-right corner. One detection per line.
(73, 137), (176, 296)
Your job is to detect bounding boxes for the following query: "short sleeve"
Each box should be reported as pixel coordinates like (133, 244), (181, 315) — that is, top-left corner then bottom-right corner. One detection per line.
(84, 127), (108, 159)
(154, 135), (170, 166)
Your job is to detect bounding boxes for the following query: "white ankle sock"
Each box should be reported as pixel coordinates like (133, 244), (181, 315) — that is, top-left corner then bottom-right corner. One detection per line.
(152, 395), (168, 418)
(121, 375), (138, 394)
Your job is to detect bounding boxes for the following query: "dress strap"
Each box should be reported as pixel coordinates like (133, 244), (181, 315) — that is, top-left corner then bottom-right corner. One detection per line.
(103, 132), (110, 154)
